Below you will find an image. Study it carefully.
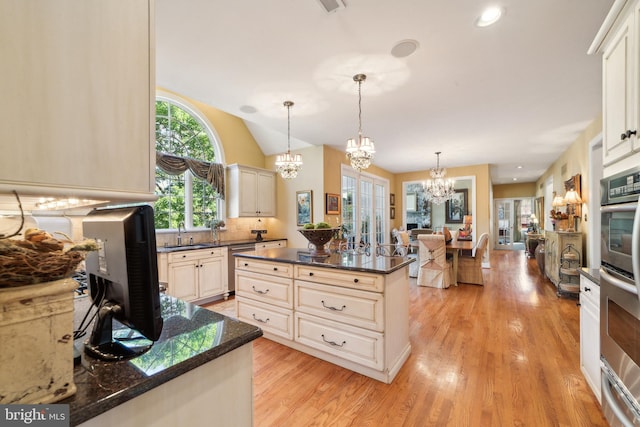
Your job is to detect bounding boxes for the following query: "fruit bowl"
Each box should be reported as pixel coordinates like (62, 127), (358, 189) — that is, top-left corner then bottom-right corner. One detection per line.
(298, 228), (338, 257)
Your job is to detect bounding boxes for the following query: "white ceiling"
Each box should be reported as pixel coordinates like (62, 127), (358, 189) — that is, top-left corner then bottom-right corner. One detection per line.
(155, 0), (613, 184)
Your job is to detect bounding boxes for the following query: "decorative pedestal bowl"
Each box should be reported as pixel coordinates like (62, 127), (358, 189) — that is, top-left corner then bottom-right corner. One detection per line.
(298, 228), (337, 257)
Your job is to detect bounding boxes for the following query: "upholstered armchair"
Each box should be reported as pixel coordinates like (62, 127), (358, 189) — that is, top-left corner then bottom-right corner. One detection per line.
(456, 232), (489, 285)
(417, 234), (453, 288)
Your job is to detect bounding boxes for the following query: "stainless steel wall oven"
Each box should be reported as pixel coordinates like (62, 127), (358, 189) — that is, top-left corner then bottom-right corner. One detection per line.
(600, 166), (640, 426)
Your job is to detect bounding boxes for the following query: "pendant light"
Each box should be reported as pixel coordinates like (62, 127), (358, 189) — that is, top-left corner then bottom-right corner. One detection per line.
(275, 100), (303, 179)
(423, 152), (456, 204)
(345, 74), (375, 172)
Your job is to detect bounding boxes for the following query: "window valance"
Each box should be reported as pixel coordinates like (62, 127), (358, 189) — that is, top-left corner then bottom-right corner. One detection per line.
(155, 151), (225, 200)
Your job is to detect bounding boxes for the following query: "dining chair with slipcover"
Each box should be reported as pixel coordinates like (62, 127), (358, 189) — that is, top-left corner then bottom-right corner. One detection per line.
(417, 234), (453, 288)
(456, 232), (489, 285)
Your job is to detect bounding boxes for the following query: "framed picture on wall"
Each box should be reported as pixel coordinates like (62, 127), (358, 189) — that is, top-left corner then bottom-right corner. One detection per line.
(296, 190), (313, 226)
(445, 189), (467, 223)
(325, 193), (340, 215)
(390, 206), (396, 219)
(390, 193), (395, 206)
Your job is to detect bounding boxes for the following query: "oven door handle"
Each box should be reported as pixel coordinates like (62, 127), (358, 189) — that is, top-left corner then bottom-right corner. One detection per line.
(633, 198), (640, 292)
(601, 267), (638, 295)
(602, 370), (638, 427)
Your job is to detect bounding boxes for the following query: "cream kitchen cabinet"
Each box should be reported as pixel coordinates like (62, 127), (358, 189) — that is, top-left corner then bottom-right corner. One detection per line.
(255, 240), (287, 250)
(235, 258), (294, 340)
(227, 164), (276, 217)
(592, 0), (640, 177)
(0, 0), (156, 203)
(580, 274), (601, 403)
(159, 248), (229, 303)
(235, 254), (411, 384)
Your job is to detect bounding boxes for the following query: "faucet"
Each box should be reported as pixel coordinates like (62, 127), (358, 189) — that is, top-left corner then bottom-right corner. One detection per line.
(177, 222), (184, 246)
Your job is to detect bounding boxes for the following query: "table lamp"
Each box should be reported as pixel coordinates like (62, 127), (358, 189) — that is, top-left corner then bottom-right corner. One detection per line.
(463, 215), (473, 236)
(563, 189), (582, 232)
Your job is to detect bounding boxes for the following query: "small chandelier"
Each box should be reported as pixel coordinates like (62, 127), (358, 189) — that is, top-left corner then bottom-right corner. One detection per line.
(275, 100), (303, 179)
(424, 152), (456, 205)
(346, 73), (375, 172)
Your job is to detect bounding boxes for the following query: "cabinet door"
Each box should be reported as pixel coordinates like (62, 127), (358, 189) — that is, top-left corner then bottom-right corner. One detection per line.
(198, 256), (226, 299)
(169, 261), (198, 301)
(603, 11), (636, 166)
(256, 171), (276, 216)
(0, 0), (154, 199)
(580, 276), (601, 403)
(238, 168), (259, 216)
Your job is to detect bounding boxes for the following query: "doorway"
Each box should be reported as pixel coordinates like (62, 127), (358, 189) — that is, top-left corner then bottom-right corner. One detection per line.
(494, 198), (534, 250)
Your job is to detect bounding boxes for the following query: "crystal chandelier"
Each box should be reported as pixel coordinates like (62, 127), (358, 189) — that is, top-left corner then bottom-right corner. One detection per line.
(346, 74), (375, 172)
(275, 100), (303, 179)
(424, 152), (456, 205)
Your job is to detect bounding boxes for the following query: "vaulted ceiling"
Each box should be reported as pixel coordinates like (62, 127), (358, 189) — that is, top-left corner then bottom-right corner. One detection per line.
(156, 0), (613, 184)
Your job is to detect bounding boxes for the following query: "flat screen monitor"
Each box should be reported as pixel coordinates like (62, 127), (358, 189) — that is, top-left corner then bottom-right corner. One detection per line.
(82, 205), (163, 361)
(406, 223), (418, 231)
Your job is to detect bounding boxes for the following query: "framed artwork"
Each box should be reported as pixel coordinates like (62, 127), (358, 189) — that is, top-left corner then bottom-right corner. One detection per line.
(406, 193), (417, 212)
(325, 193), (340, 215)
(445, 189), (468, 223)
(390, 193), (395, 206)
(390, 206), (396, 219)
(296, 190), (313, 226)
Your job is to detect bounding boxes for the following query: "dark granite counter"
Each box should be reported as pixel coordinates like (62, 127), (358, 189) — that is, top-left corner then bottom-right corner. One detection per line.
(235, 247), (414, 274)
(579, 267), (600, 285)
(63, 295), (262, 426)
(157, 237), (286, 253)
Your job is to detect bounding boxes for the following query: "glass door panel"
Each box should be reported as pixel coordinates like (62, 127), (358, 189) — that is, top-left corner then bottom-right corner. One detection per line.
(495, 199), (513, 249)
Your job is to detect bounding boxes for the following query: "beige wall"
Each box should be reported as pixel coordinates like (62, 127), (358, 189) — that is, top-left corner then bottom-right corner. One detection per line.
(493, 182), (536, 199)
(535, 114), (602, 261)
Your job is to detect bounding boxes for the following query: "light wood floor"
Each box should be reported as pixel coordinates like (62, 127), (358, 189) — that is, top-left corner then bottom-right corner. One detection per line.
(208, 249), (606, 426)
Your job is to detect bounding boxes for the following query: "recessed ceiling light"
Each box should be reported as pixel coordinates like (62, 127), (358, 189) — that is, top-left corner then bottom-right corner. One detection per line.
(391, 39), (420, 58)
(476, 6), (504, 27)
(513, 177), (518, 181)
(517, 165), (523, 169)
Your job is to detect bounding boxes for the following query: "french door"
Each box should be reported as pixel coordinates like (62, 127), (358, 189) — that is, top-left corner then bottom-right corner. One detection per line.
(494, 199), (514, 250)
(341, 166), (388, 248)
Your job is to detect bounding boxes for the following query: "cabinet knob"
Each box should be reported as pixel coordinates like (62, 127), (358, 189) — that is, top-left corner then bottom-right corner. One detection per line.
(273, 267), (278, 271)
(353, 278), (359, 283)
(309, 272), (314, 276)
(621, 129), (637, 140)
(584, 287), (591, 292)
(244, 263), (249, 266)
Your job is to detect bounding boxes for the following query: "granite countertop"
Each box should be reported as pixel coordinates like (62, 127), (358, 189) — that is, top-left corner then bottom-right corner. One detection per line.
(579, 267), (600, 285)
(234, 247), (414, 274)
(157, 237), (286, 253)
(63, 295), (262, 425)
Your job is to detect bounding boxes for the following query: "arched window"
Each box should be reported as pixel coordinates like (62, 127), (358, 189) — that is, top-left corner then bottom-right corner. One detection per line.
(155, 93), (225, 230)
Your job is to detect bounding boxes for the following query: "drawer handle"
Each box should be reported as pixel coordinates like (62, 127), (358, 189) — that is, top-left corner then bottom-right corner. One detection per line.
(309, 272), (314, 276)
(321, 301), (346, 311)
(273, 267), (278, 271)
(321, 334), (346, 347)
(353, 278), (359, 283)
(584, 287), (591, 292)
(252, 314), (270, 323)
(244, 263), (249, 266)
(252, 286), (270, 295)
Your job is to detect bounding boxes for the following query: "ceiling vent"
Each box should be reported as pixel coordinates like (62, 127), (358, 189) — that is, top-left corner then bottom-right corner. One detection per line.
(317, 0), (345, 14)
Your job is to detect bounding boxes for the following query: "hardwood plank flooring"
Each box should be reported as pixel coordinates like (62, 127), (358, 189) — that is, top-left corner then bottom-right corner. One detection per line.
(207, 249), (606, 426)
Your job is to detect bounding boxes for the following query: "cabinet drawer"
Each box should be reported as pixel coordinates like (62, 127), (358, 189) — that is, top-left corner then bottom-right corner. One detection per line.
(294, 265), (382, 292)
(295, 280), (384, 331)
(256, 240), (287, 250)
(168, 247), (225, 263)
(580, 276), (600, 307)
(294, 312), (384, 370)
(236, 297), (293, 340)
(236, 270), (293, 309)
(236, 257), (293, 278)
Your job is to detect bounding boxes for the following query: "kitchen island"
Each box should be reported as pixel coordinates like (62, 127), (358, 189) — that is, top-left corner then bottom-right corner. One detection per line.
(63, 294), (262, 426)
(234, 248), (413, 384)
